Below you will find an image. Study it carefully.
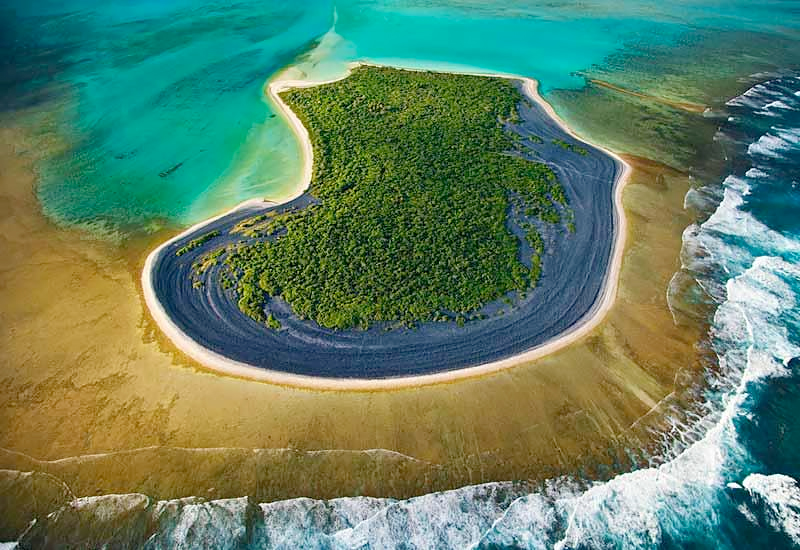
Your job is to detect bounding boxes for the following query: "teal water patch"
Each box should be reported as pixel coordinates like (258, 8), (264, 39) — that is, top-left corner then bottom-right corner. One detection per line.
(20, 0), (333, 236)
(325, 2), (800, 173)
(330, 0), (799, 93)
(12, 0), (800, 237)
(333, 2), (680, 92)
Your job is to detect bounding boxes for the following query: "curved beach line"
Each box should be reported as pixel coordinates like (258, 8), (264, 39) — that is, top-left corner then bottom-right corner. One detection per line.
(141, 62), (631, 390)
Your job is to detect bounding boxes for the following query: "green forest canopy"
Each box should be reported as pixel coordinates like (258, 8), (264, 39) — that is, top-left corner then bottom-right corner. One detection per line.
(222, 66), (569, 330)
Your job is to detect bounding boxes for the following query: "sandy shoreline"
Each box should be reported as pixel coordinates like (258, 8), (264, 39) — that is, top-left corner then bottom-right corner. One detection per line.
(141, 62), (632, 390)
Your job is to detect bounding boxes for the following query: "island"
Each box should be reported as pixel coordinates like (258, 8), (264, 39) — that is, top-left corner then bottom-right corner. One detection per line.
(142, 65), (628, 386)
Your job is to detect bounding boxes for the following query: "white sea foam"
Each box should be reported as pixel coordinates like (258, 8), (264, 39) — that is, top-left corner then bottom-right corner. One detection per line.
(777, 127), (800, 145)
(721, 174), (751, 195)
(765, 100), (793, 111)
(748, 133), (789, 158)
(745, 167), (769, 179)
(146, 497), (251, 549)
(756, 100), (797, 117)
(652, 77), (800, 546)
(727, 82), (783, 110)
(714, 258), (800, 373)
(332, 483), (521, 549)
(743, 474), (800, 545)
(255, 496), (393, 548)
(749, 127), (800, 159)
(471, 492), (559, 550)
(689, 181), (800, 282)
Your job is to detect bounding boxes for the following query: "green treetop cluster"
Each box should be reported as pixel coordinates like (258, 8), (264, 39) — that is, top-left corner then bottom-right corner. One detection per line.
(222, 66), (569, 330)
(176, 230), (219, 257)
(551, 138), (588, 156)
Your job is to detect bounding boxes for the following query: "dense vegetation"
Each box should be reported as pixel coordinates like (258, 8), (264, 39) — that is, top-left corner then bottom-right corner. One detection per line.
(176, 230), (219, 256)
(552, 138), (588, 156)
(222, 67), (569, 330)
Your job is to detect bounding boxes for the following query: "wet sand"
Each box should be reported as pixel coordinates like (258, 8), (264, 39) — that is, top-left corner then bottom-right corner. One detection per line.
(0, 115), (706, 503)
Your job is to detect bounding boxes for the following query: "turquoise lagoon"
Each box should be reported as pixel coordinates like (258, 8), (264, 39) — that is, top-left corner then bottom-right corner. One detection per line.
(7, 0), (796, 235)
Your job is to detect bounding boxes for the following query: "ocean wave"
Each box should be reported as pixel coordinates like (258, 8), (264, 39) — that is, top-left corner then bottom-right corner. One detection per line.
(748, 133), (790, 158)
(726, 82), (783, 110)
(743, 474), (800, 546)
(258, 496), (393, 548)
(764, 100), (793, 111)
(745, 167), (769, 179)
(333, 483), (524, 549)
(682, 174), (800, 298)
(755, 99), (798, 117)
(777, 127), (800, 145)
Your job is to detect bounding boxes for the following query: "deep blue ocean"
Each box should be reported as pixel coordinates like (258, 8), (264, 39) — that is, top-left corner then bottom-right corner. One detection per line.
(2, 1), (800, 547)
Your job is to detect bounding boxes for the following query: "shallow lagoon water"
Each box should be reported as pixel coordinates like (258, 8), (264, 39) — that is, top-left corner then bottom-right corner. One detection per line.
(8, 0), (333, 233)
(9, 0), (797, 235)
(2, 0), (800, 547)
